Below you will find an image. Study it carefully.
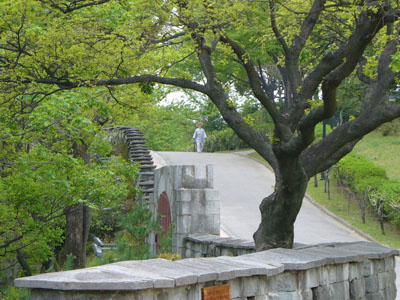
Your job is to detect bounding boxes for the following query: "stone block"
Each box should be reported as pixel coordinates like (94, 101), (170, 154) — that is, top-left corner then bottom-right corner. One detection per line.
(362, 260), (374, 277)
(204, 188), (219, 201)
(297, 270), (311, 290)
(212, 215), (220, 235)
(177, 256), (265, 282)
(383, 285), (397, 300)
(348, 263), (362, 280)
(318, 267), (330, 286)
(365, 274), (379, 293)
(326, 264), (337, 284)
(277, 291), (301, 300)
(387, 270), (396, 288)
(379, 271), (396, 291)
(175, 188), (192, 202)
(176, 215), (192, 234)
(221, 248), (234, 256)
(175, 200), (192, 215)
(204, 200), (220, 215)
(305, 246), (362, 265)
(190, 214), (218, 235)
(373, 259), (386, 273)
(228, 278), (241, 298)
(15, 264), (157, 291)
(349, 278), (365, 300)
(115, 259), (198, 287)
(384, 256), (395, 272)
(243, 249), (326, 271)
(330, 281), (350, 300)
(305, 268), (319, 288)
(186, 284), (202, 300)
(339, 241), (399, 259)
(241, 276), (261, 297)
(366, 291), (384, 300)
(266, 294), (280, 300)
(185, 248), (193, 259)
(336, 263), (349, 282)
(300, 289), (313, 300)
(174, 165), (211, 189)
(275, 272), (298, 292)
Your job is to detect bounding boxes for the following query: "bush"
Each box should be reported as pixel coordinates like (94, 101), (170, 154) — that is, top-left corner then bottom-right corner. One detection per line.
(336, 154), (387, 193)
(0, 287), (29, 300)
(335, 154), (400, 231)
(371, 180), (400, 229)
(205, 128), (248, 152)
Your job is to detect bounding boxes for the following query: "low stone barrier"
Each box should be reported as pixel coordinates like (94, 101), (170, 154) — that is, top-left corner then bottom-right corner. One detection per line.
(15, 241), (398, 299)
(184, 234), (255, 258)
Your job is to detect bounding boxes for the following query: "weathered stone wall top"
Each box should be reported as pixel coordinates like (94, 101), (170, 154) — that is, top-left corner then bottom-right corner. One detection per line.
(15, 241), (398, 292)
(171, 164), (214, 189)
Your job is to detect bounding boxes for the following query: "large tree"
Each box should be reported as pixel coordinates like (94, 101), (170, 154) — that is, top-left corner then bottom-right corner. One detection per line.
(1, 0), (400, 251)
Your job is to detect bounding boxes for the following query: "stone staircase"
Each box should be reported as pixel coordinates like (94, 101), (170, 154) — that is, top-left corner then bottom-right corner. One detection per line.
(116, 126), (155, 202)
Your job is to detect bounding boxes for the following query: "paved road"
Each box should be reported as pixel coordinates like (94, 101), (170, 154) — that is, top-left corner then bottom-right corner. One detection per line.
(156, 151), (366, 243)
(156, 151), (399, 298)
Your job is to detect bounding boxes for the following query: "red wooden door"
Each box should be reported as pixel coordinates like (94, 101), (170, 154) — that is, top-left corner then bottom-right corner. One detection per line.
(156, 192), (171, 252)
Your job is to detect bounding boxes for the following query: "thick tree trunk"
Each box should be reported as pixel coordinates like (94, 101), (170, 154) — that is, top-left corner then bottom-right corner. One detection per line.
(253, 158), (308, 250)
(64, 202), (92, 269)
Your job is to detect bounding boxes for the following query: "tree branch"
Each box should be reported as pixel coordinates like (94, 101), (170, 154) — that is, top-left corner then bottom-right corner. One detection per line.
(291, 0), (326, 55)
(39, 0), (111, 13)
(219, 34), (291, 139)
(296, 9), (386, 146)
(269, 0), (289, 54)
(300, 39), (400, 177)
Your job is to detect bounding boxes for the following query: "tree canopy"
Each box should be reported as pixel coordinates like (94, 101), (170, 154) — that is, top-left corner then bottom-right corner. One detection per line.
(1, 0), (400, 250)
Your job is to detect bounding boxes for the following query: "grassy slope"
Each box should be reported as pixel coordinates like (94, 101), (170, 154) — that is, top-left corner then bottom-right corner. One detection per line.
(248, 132), (400, 249)
(352, 131), (400, 181)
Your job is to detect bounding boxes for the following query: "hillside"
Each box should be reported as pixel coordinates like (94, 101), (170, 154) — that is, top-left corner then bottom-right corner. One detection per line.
(352, 131), (400, 181)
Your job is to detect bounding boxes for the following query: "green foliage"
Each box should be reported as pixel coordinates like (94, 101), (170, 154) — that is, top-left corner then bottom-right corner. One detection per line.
(0, 149), (137, 273)
(205, 127), (248, 152)
(314, 122), (333, 142)
(336, 154), (387, 191)
(157, 224), (175, 255)
(89, 201), (161, 266)
(0, 286), (29, 300)
(335, 154), (400, 230)
(115, 201), (160, 261)
(377, 119), (400, 136)
(370, 180), (400, 228)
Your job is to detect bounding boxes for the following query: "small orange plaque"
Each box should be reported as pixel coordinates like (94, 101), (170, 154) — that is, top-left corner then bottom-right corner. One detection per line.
(201, 284), (231, 300)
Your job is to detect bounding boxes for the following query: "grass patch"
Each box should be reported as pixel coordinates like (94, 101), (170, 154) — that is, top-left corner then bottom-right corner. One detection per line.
(353, 131), (400, 181)
(246, 151), (400, 249)
(306, 180), (400, 249)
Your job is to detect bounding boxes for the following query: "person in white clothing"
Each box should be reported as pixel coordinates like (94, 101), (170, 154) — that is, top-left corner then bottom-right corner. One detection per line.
(193, 122), (207, 152)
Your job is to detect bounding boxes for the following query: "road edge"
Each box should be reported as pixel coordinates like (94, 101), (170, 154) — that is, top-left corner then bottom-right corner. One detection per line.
(235, 151), (387, 248)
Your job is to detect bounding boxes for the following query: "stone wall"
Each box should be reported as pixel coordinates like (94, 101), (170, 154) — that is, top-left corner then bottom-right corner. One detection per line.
(152, 165), (220, 256)
(184, 234), (255, 258)
(15, 241), (398, 299)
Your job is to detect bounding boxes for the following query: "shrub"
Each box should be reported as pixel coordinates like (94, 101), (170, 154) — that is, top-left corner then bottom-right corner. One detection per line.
(205, 128), (248, 152)
(336, 154), (387, 193)
(370, 180), (400, 229)
(335, 154), (400, 231)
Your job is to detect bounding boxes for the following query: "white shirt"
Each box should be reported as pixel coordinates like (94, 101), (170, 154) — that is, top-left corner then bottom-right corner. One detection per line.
(193, 128), (207, 143)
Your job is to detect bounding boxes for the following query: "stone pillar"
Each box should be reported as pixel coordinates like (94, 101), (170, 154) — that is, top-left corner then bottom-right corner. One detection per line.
(152, 165), (220, 257)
